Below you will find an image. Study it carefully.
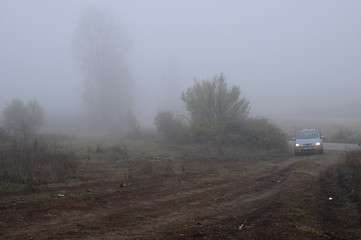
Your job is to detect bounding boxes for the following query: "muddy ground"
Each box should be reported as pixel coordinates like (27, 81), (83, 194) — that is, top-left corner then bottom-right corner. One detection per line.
(1, 150), (361, 239)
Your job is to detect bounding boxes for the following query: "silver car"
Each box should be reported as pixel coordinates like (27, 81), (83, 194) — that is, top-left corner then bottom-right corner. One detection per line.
(293, 129), (324, 155)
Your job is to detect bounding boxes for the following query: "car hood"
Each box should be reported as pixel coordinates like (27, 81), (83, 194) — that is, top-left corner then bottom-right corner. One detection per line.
(295, 138), (321, 145)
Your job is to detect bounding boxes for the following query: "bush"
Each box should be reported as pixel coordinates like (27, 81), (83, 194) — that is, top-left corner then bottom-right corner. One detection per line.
(154, 112), (189, 143)
(2, 99), (44, 138)
(220, 117), (288, 150)
(154, 110), (288, 156)
(328, 127), (361, 144)
(0, 136), (77, 183)
(177, 117), (288, 160)
(181, 74), (249, 135)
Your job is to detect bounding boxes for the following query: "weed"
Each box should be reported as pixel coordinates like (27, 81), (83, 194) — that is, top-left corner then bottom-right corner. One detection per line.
(0, 135), (77, 184)
(302, 192), (314, 203)
(337, 151), (361, 197)
(165, 229), (174, 235)
(136, 215), (146, 220)
(0, 134), (287, 212)
(67, 229), (89, 235)
(89, 225), (100, 230)
(323, 229), (333, 237)
(289, 206), (305, 219)
(288, 223), (296, 228)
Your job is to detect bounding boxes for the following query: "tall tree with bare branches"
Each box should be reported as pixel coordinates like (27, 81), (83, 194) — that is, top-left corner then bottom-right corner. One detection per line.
(74, 6), (133, 129)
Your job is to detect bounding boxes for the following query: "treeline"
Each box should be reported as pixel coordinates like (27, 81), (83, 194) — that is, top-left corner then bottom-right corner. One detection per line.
(0, 74), (288, 184)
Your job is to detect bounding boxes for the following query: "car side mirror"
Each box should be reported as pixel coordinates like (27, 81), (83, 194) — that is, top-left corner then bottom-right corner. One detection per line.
(321, 136), (325, 139)
(292, 138), (296, 141)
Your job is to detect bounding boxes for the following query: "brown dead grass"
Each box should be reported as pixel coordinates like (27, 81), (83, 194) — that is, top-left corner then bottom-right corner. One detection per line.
(1, 138), (361, 239)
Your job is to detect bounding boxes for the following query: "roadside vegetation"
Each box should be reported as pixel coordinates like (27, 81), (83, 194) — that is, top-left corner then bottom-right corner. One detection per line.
(327, 126), (361, 144)
(2, 78), (361, 239)
(155, 74), (288, 155)
(0, 130), (77, 184)
(336, 150), (361, 202)
(0, 99), (75, 184)
(0, 75), (289, 207)
(0, 132), (289, 208)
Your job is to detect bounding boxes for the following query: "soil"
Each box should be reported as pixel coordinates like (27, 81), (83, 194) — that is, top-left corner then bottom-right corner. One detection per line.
(1, 151), (361, 239)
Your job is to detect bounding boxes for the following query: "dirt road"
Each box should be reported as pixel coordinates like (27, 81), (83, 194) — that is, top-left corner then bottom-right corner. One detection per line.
(1, 150), (359, 239)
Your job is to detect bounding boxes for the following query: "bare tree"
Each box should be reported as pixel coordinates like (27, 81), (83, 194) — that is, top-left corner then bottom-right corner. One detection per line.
(74, 6), (133, 129)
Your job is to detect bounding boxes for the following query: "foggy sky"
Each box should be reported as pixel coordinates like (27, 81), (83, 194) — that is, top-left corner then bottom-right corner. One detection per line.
(1, 0), (361, 128)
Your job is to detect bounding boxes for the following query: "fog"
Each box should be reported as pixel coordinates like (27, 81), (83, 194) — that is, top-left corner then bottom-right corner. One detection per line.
(1, 0), (361, 133)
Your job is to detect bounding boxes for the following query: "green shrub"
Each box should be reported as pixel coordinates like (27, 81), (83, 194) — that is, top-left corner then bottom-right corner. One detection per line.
(220, 117), (288, 150)
(154, 112), (189, 143)
(154, 112), (287, 156)
(181, 73), (249, 139)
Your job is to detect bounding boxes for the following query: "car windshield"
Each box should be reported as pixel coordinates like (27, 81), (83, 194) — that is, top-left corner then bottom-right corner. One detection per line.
(297, 131), (319, 139)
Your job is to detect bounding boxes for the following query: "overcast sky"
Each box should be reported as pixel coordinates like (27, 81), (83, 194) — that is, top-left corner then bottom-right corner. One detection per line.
(1, 0), (361, 127)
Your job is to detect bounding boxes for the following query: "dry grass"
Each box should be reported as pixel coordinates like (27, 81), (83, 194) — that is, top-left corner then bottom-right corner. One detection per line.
(0, 133), (288, 208)
(337, 150), (361, 197)
(0, 138), (77, 184)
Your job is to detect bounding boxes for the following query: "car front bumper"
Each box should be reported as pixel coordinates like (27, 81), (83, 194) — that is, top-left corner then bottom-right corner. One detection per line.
(295, 145), (323, 154)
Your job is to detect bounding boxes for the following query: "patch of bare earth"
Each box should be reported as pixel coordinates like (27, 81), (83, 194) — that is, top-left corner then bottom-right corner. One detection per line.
(1, 151), (361, 239)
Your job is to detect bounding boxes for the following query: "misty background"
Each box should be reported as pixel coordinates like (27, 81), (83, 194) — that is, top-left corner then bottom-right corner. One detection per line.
(1, 0), (361, 134)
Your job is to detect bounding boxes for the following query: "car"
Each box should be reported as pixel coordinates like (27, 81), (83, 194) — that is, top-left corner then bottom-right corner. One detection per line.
(293, 129), (324, 155)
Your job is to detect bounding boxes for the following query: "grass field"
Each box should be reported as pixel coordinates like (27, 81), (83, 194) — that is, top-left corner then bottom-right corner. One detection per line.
(1, 128), (361, 239)
(0, 132), (287, 208)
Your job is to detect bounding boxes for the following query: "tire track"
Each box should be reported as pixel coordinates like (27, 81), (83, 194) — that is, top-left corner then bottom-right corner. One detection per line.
(1, 152), (342, 239)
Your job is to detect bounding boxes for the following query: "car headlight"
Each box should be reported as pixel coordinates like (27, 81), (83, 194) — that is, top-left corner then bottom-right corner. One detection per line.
(295, 143), (300, 147)
(315, 142), (321, 146)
